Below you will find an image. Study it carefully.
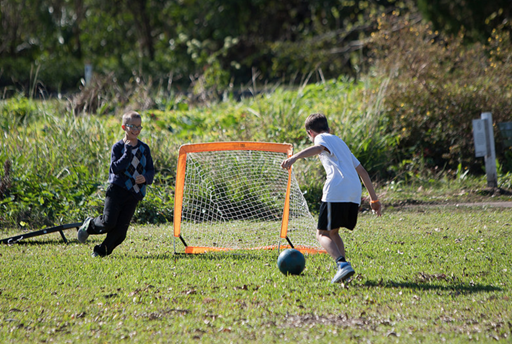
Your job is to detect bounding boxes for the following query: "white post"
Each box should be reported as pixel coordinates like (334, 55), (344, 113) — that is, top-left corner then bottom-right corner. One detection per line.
(481, 112), (497, 188)
(84, 63), (93, 86)
(472, 119), (487, 158)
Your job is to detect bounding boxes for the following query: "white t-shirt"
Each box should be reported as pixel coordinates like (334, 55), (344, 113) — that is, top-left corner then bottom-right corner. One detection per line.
(314, 133), (362, 204)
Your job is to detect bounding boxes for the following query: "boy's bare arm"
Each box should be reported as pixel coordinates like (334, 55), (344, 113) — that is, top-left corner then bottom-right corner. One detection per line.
(281, 145), (325, 169)
(355, 164), (382, 216)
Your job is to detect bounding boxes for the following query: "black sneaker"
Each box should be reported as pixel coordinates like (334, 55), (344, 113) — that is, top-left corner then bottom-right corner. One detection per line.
(92, 244), (107, 257)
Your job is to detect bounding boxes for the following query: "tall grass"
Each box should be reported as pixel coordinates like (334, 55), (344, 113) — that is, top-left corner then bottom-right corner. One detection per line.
(1, 74), (509, 230)
(1, 77), (397, 229)
(1, 107), (112, 227)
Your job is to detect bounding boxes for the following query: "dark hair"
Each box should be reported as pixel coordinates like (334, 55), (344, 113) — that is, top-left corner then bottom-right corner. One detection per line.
(305, 113), (329, 132)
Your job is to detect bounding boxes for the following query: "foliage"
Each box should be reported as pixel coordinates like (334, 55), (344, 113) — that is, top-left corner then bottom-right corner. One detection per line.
(368, 10), (512, 174)
(68, 73), (161, 115)
(0, 0), (462, 94)
(0, 102), (176, 228)
(1, 63), (510, 228)
(1, 75), (397, 227)
(2, 0), (510, 106)
(417, 0), (512, 43)
(0, 93), (39, 128)
(0, 208), (511, 343)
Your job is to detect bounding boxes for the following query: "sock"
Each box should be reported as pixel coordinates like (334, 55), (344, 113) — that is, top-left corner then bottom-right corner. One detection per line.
(336, 256), (346, 263)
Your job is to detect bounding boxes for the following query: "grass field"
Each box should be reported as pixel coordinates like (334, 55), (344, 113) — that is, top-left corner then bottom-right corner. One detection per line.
(1, 205), (511, 343)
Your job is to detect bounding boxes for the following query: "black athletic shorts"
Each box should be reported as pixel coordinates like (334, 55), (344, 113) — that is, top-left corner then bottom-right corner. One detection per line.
(317, 202), (359, 231)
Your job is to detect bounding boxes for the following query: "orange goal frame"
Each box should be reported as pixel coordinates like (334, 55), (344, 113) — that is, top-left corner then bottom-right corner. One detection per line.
(173, 142), (324, 254)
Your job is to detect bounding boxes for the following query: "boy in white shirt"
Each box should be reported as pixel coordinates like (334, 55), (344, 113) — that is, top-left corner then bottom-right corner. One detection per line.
(281, 113), (381, 283)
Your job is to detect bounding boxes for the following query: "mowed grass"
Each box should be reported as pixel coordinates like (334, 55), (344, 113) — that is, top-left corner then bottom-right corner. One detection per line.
(0, 206), (511, 343)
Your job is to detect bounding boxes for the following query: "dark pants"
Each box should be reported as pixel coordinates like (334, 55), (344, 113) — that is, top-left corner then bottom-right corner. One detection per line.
(88, 184), (139, 256)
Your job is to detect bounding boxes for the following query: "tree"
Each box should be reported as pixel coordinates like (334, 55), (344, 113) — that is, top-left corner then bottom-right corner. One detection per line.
(416, 0), (512, 42)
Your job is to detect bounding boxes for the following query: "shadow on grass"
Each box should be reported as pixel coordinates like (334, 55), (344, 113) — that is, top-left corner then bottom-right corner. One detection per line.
(360, 279), (502, 293)
(2, 239), (275, 262)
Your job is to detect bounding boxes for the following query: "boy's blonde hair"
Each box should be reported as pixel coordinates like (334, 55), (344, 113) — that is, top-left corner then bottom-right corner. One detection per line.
(122, 111), (141, 125)
(305, 113), (329, 133)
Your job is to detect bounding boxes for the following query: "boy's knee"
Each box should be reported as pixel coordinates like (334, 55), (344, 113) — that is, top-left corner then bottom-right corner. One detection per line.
(316, 229), (328, 240)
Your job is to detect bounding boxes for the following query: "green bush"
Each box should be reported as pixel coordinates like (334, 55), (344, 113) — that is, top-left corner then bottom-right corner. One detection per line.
(1, 76), (397, 228)
(0, 94), (39, 130)
(369, 11), (512, 174)
(3, 53), (509, 229)
(0, 165), (101, 229)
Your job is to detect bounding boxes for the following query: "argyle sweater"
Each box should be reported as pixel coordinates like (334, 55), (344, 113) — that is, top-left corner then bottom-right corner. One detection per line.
(108, 139), (155, 200)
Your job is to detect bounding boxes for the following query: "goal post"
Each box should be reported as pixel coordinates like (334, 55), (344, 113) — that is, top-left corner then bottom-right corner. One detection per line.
(173, 142), (325, 254)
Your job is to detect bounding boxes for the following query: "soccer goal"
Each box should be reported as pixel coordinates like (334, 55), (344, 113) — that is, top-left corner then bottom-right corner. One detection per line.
(173, 142), (325, 254)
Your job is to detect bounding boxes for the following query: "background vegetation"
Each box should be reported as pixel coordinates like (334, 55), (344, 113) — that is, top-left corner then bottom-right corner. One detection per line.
(1, 74), (512, 230)
(1, 0), (512, 229)
(1, 0), (511, 93)
(1, 3), (511, 343)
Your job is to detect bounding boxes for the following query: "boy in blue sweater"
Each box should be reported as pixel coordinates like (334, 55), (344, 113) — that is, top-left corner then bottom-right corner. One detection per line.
(77, 111), (155, 257)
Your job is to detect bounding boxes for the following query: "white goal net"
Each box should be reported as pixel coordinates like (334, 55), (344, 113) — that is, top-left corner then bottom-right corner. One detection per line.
(173, 142), (324, 254)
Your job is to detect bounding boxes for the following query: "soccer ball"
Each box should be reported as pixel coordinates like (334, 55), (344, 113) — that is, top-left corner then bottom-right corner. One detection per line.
(277, 249), (306, 275)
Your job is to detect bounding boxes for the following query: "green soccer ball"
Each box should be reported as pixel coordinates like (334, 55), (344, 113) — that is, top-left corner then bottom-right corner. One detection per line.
(277, 249), (305, 275)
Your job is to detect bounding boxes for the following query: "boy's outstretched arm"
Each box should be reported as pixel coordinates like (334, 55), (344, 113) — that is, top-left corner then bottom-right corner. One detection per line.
(281, 145), (325, 169)
(355, 164), (382, 216)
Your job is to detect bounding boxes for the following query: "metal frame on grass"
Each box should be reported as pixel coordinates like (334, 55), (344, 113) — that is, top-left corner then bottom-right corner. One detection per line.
(1, 223), (82, 245)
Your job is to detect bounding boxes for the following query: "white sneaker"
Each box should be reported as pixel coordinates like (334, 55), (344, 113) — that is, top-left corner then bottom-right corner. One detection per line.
(331, 262), (355, 283)
(77, 217), (92, 243)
